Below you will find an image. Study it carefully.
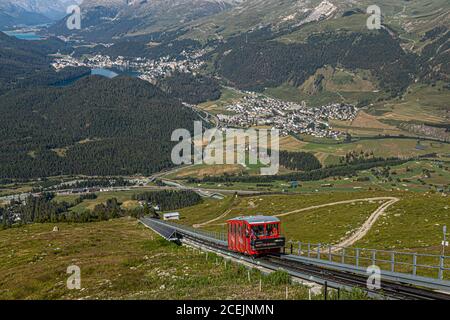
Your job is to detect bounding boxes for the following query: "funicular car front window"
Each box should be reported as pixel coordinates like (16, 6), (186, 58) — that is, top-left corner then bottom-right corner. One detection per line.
(266, 223), (278, 236)
(251, 225), (264, 237)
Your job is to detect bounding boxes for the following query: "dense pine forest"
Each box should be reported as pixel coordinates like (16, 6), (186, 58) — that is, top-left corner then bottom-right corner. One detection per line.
(132, 190), (202, 211)
(0, 193), (145, 229)
(157, 72), (221, 104)
(189, 157), (408, 184)
(0, 76), (202, 178)
(0, 32), (90, 94)
(279, 151), (322, 171)
(215, 29), (417, 96)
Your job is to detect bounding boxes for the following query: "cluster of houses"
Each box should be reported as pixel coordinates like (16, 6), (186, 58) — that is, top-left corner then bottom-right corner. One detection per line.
(51, 53), (205, 84)
(217, 93), (358, 138)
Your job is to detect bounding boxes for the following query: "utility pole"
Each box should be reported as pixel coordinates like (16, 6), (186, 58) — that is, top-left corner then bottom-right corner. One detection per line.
(442, 225), (448, 256)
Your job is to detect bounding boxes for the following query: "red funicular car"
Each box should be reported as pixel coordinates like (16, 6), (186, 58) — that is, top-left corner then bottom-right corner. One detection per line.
(227, 216), (286, 256)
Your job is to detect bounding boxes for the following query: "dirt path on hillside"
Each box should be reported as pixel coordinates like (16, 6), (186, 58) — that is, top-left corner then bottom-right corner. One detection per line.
(276, 196), (400, 251)
(193, 196), (239, 228)
(194, 196), (400, 248)
(193, 208), (233, 228)
(329, 197), (400, 252)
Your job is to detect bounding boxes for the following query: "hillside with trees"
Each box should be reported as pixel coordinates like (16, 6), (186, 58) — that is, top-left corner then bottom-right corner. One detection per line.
(279, 151), (322, 171)
(132, 190), (202, 211)
(0, 76), (202, 178)
(157, 72), (221, 104)
(215, 30), (416, 97)
(0, 32), (90, 94)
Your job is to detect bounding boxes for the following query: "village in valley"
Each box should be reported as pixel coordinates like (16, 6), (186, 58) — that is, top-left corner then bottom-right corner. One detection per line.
(51, 52), (359, 140)
(217, 93), (358, 138)
(51, 50), (206, 83)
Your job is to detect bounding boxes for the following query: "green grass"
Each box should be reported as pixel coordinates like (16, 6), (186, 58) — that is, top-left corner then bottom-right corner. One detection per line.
(202, 199), (382, 245)
(175, 190), (450, 254)
(355, 193), (450, 251)
(300, 138), (450, 159)
(177, 195), (236, 226)
(276, 14), (371, 44)
(182, 158), (449, 194)
(197, 86), (245, 115)
(179, 189), (450, 278)
(0, 218), (315, 300)
(54, 189), (146, 213)
(368, 82), (450, 125)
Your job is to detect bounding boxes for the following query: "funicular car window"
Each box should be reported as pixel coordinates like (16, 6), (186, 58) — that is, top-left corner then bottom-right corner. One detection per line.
(252, 225), (264, 237)
(266, 223), (278, 236)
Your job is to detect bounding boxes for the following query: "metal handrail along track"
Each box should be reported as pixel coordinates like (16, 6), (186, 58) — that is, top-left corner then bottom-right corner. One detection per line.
(140, 218), (450, 300)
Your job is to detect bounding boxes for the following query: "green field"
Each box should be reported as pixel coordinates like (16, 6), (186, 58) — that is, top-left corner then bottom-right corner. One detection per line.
(180, 158), (449, 194)
(298, 138), (450, 162)
(197, 86), (245, 115)
(176, 191), (450, 255)
(54, 189), (143, 213)
(0, 218), (316, 300)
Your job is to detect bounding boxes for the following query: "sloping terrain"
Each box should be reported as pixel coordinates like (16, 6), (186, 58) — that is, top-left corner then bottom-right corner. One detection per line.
(0, 76), (202, 178)
(0, 31), (89, 94)
(0, 0), (78, 27)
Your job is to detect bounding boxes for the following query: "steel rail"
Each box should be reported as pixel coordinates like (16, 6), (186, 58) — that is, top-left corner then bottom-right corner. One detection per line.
(140, 218), (450, 300)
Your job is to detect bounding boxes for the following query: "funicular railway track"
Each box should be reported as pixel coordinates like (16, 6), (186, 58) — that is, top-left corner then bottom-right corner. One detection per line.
(141, 217), (450, 300)
(261, 255), (450, 300)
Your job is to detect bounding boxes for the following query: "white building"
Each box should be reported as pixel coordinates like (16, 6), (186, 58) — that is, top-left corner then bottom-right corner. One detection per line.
(163, 212), (180, 221)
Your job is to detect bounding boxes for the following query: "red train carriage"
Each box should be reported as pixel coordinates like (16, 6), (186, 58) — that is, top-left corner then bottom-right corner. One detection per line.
(227, 216), (286, 256)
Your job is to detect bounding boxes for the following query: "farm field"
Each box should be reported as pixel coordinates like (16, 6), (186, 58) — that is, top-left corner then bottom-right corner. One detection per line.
(54, 189), (145, 213)
(329, 111), (410, 137)
(197, 86), (245, 115)
(167, 135), (450, 177)
(372, 83), (449, 125)
(0, 185), (33, 197)
(0, 218), (315, 300)
(181, 159), (450, 194)
(176, 191), (450, 256)
(294, 138), (450, 164)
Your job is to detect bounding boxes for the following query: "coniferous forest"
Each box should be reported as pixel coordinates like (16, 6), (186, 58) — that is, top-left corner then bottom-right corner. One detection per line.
(132, 190), (202, 211)
(0, 76), (202, 178)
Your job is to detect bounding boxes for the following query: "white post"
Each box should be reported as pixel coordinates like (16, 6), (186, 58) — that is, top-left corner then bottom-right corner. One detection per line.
(259, 278), (262, 292)
(443, 225), (447, 256)
(286, 286), (289, 299)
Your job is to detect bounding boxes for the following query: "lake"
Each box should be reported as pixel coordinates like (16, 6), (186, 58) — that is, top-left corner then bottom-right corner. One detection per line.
(3, 31), (45, 40)
(91, 68), (119, 79)
(54, 68), (139, 87)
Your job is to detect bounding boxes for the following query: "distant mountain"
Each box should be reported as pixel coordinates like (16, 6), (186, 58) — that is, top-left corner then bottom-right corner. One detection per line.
(0, 0), (81, 28)
(48, 0), (245, 40)
(44, 0), (449, 106)
(48, 0), (450, 41)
